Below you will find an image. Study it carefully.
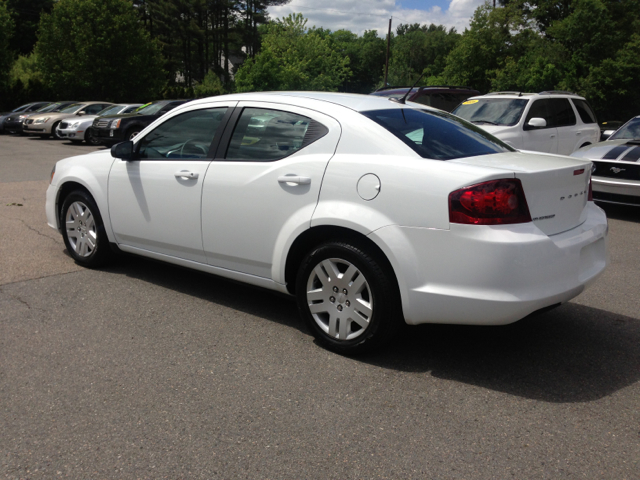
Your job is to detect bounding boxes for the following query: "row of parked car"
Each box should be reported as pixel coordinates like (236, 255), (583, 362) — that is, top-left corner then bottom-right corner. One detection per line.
(0, 99), (190, 145)
(2, 90), (638, 207)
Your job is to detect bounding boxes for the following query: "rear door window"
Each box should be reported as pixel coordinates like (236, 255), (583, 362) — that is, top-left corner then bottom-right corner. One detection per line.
(225, 108), (328, 162)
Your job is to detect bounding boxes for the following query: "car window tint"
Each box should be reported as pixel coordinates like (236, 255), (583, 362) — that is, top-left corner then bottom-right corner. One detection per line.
(453, 98), (528, 127)
(362, 108), (514, 160)
(84, 104), (105, 115)
(550, 98), (576, 127)
(610, 118), (640, 140)
(525, 99), (553, 128)
(572, 99), (597, 124)
(415, 93), (473, 112)
(225, 108), (326, 161)
(137, 107), (228, 160)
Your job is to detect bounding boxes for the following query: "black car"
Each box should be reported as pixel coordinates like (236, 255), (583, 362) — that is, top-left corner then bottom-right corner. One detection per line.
(92, 99), (191, 145)
(370, 86), (480, 112)
(6, 101), (78, 134)
(0, 102), (52, 133)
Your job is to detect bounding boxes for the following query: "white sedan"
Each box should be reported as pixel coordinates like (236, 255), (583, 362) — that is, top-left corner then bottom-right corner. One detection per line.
(45, 92), (608, 354)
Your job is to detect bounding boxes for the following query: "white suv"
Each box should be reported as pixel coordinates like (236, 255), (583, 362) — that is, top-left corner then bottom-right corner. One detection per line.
(452, 91), (600, 155)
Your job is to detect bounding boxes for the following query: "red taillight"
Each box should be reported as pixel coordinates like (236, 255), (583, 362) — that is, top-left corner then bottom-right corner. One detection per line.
(449, 179), (532, 225)
(588, 176), (593, 201)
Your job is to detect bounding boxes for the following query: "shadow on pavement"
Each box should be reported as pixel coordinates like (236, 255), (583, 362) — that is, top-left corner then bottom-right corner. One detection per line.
(100, 253), (640, 404)
(598, 202), (640, 223)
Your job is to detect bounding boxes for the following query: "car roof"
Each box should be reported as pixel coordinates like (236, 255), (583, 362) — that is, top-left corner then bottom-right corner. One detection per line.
(187, 91), (441, 113)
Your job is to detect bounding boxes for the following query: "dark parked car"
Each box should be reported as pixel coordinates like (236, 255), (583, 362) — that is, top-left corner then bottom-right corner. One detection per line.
(370, 86), (480, 112)
(0, 102), (52, 133)
(91, 99), (191, 145)
(5, 101), (78, 134)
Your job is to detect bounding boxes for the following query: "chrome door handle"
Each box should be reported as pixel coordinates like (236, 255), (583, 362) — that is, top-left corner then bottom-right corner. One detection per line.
(576, 132), (582, 135)
(175, 170), (199, 179)
(278, 175), (311, 185)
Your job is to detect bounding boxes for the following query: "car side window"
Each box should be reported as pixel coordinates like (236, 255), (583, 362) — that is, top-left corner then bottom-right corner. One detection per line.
(84, 104), (105, 115)
(225, 108), (328, 162)
(524, 100), (552, 129)
(550, 98), (576, 127)
(136, 107), (228, 160)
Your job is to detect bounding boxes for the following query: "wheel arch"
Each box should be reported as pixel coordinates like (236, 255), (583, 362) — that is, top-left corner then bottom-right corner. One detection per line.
(284, 225), (400, 299)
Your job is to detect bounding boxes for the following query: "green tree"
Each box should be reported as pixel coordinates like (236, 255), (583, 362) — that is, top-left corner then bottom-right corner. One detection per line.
(194, 69), (225, 97)
(0, 0), (14, 106)
(235, 13), (351, 92)
(6, 0), (53, 56)
(36, 0), (165, 102)
(387, 24), (460, 86)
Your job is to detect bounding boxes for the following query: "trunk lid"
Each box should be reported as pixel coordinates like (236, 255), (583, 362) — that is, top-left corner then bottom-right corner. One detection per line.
(452, 152), (592, 235)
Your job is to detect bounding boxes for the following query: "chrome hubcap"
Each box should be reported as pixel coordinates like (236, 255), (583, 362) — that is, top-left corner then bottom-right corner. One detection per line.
(65, 201), (97, 257)
(306, 258), (373, 341)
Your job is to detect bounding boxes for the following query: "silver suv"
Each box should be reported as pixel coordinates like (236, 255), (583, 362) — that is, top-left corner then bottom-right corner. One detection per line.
(452, 91), (600, 155)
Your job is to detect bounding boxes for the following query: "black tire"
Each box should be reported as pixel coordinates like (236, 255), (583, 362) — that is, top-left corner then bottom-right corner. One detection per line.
(296, 241), (402, 355)
(60, 191), (113, 268)
(85, 127), (101, 145)
(52, 121), (63, 140)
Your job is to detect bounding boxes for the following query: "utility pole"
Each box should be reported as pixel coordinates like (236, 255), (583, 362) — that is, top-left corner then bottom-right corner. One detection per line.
(384, 17), (392, 87)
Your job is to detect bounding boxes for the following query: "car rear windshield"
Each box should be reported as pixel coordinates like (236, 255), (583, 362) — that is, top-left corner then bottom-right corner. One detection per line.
(452, 98), (528, 126)
(362, 108), (514, 160)
(610, 118), (640, 140)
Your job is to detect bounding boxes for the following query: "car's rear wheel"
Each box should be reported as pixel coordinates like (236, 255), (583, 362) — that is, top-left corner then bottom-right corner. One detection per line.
(296, 241), (401, 355)
(60, 191), (112, 268)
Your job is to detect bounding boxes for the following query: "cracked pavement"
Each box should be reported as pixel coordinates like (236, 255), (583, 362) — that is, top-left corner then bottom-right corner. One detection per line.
(1, 134), (639, 479)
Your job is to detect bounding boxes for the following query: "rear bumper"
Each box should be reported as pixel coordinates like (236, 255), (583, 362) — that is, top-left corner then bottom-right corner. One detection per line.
(370, 202), (608, 326)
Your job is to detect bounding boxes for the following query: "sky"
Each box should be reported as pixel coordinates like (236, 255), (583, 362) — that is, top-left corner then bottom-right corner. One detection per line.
(267, 0), (486, 36)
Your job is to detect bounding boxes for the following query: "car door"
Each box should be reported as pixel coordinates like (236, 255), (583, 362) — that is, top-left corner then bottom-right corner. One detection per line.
(521, 98), (558, 153)
(550, 98), (578, 155)
(201, 102), (341, 279)
(108, 105), (234, 263)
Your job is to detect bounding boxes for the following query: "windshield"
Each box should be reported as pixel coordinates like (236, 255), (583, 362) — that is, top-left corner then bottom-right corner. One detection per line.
(97, 105), (124, 116)
(38, 103), (61, 113)
(136, 103), (166, 115)
(452, 98), (528, 126)
(610, 118), (640, 140)
(12, 104), (31, 112)
(362, 108), (514, 160)
(59, 103), (84, 113)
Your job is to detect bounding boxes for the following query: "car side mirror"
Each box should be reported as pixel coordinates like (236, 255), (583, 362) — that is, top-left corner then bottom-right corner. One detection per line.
(77, 111), (86, 116)
(111, 140), (135, 161)
(527, 117), (547, 128)
(601, 129), (615, 140)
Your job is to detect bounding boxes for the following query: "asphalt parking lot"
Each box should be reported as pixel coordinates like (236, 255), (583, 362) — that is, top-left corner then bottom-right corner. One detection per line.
(1, 133), (639, 479)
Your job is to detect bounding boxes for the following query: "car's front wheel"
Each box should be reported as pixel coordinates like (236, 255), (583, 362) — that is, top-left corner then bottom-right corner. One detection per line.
(296, 241), (402, 355)
(85, 127), (101, 145)
(60, 191), (113, 268)
(52, 122), (63, 140)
